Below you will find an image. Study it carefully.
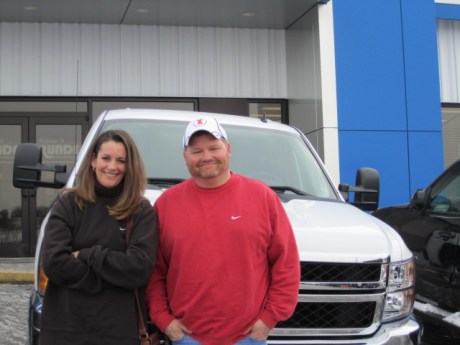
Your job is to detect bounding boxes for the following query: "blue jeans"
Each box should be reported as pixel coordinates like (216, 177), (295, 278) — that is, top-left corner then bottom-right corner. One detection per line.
(173, 335), (267, 345)
(234, 337), (267, 345)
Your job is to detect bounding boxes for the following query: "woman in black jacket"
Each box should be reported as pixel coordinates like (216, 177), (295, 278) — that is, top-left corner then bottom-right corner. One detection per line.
(40, 129), (157, 345)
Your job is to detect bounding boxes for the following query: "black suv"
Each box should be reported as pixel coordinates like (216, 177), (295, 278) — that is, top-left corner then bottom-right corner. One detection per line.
(373, 160), (460, 311)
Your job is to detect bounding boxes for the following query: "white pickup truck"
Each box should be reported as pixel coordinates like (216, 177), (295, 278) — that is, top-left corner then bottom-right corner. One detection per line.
(13, 108), (421, 345)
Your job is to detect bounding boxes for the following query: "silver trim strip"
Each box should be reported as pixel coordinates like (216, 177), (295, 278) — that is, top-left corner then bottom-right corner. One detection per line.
(271, 293), (385, 337)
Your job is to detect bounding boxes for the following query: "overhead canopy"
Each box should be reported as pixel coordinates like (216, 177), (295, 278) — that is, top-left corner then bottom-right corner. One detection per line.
(0, 0), (328, 29)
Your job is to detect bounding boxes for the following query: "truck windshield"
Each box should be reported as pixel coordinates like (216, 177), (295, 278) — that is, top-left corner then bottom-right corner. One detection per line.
(101, 119), (337, 199)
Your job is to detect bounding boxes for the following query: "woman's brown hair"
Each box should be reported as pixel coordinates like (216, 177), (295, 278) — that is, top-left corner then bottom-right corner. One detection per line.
(67, 129), (147, 220)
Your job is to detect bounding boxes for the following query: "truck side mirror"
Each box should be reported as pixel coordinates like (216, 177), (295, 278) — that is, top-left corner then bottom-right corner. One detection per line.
(354, 167), (379, 210)
(13, 143), (42, 189)
(13, 143), (67, 189)
(410, 189), (426, 210)
(339, 167), (380, 211)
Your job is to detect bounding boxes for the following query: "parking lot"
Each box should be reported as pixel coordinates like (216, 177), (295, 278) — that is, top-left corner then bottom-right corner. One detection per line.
(0, 283), (459, 345)
(0, 284), (30, 344)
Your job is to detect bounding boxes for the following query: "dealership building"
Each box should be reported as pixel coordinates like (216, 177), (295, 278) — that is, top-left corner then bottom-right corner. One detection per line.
(0, 0), (459, 256)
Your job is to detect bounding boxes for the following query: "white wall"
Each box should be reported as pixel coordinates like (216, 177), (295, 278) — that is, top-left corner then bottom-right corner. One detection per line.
(0, 16), (342, 181)
(286, 3), (339, 184)
(437, 20), (460, 102)
(0, 22), (287, 98)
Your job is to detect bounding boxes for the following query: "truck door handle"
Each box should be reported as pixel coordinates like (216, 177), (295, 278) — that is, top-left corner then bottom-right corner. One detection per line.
(438, 230), (455, 240)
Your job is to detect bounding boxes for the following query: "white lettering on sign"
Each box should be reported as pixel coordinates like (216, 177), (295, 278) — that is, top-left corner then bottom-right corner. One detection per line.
(0, 145), (17, 156)
(0, 144), (80, 160)
(42, 144), (80, 159)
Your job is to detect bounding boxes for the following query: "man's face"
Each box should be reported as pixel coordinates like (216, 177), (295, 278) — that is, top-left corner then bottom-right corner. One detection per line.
(184, 132), (231, 185)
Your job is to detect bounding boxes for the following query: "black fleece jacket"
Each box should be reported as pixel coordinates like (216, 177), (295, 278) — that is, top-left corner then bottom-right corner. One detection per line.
(40, 183), (157, 345)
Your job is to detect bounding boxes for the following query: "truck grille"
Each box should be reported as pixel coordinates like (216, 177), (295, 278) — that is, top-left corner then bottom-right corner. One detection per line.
(272, 260), (388, 337)
(301, 262), (382, 282)
(277, 301), (375, 328)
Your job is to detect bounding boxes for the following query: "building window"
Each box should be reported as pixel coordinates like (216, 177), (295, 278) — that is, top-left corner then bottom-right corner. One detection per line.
(442, 105), (460, 168)
(249, 102), (285, 123)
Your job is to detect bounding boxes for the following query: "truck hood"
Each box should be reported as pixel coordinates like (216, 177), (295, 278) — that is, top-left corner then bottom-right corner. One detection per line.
(283, 198), (412, 264)
(145, 190), (412, 264)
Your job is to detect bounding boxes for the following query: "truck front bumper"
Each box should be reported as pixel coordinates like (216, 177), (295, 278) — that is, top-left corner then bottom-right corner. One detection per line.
(268, 314), (422, 345)
(28, 289), (42, 345)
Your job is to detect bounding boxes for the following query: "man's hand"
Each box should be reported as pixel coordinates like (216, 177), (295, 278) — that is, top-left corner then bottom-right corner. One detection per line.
(165, 319), (192, 341)
(249, 319), (271, 340)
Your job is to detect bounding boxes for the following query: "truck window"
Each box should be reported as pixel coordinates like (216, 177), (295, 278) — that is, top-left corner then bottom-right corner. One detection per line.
(101, 119), (337, 199)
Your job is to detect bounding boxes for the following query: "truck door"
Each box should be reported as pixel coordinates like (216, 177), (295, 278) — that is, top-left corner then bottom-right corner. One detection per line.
(423, 163), (460, 309)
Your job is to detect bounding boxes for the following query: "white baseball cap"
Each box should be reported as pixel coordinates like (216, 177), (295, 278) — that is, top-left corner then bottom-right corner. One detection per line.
(183, 117), (228, 147)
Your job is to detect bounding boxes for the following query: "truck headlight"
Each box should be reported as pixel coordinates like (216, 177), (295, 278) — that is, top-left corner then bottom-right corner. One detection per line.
(382, 258), (415, 321)
(37, 252), (49, 297)
(38, 265), (49, 296)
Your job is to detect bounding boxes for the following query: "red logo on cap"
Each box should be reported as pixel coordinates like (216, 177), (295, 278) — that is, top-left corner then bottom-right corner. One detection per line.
(194, 118), (206, 126)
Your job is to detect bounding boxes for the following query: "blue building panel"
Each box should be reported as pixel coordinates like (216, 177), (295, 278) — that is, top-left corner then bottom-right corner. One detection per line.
(407, 131), (444, 194)
(436, 3), (460, 20)
(401, 0), (442, 132)
(338, 130), (409, 208)
(333, 0), (407, 131)
(334, 0), (445, 208)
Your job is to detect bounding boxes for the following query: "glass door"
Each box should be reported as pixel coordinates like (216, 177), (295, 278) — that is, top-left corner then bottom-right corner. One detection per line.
(0, 117), (28, 256)
(0, 114), (88, 257)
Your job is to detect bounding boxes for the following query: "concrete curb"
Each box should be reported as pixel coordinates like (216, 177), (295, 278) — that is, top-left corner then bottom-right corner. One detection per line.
(0, 271), (34, 283)
(0, 258), (35, 284)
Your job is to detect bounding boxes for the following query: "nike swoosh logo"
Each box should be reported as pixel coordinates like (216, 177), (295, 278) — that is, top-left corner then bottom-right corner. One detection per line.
(231, 216), (241, 220)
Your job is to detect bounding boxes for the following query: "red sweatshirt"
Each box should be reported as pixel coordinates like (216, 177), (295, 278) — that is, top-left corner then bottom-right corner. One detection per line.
(146, 173), (300, 345)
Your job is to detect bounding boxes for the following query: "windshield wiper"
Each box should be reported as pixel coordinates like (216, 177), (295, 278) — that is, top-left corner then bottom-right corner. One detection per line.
(147, 178), (185, 189)
(270, 186), (310, 196)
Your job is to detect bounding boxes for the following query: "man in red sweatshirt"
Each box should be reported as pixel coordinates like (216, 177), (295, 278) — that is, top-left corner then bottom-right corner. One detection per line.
(146, 117), (300, 345)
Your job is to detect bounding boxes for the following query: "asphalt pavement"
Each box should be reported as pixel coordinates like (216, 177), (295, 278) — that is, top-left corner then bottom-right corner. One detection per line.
(0, 283), (31, 344)
(1, 257), (459, 345)
(0, 258), (33, 345)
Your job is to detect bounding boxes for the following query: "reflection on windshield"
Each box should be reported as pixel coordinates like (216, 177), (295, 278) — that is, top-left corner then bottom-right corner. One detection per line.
(101, 119), (337, 200)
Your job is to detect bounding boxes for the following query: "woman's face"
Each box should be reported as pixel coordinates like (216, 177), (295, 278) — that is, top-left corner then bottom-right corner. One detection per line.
(91, 140), (127, 189)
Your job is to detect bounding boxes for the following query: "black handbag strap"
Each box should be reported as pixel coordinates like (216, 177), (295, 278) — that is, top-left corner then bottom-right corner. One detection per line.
(125, 217), (150, 343)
